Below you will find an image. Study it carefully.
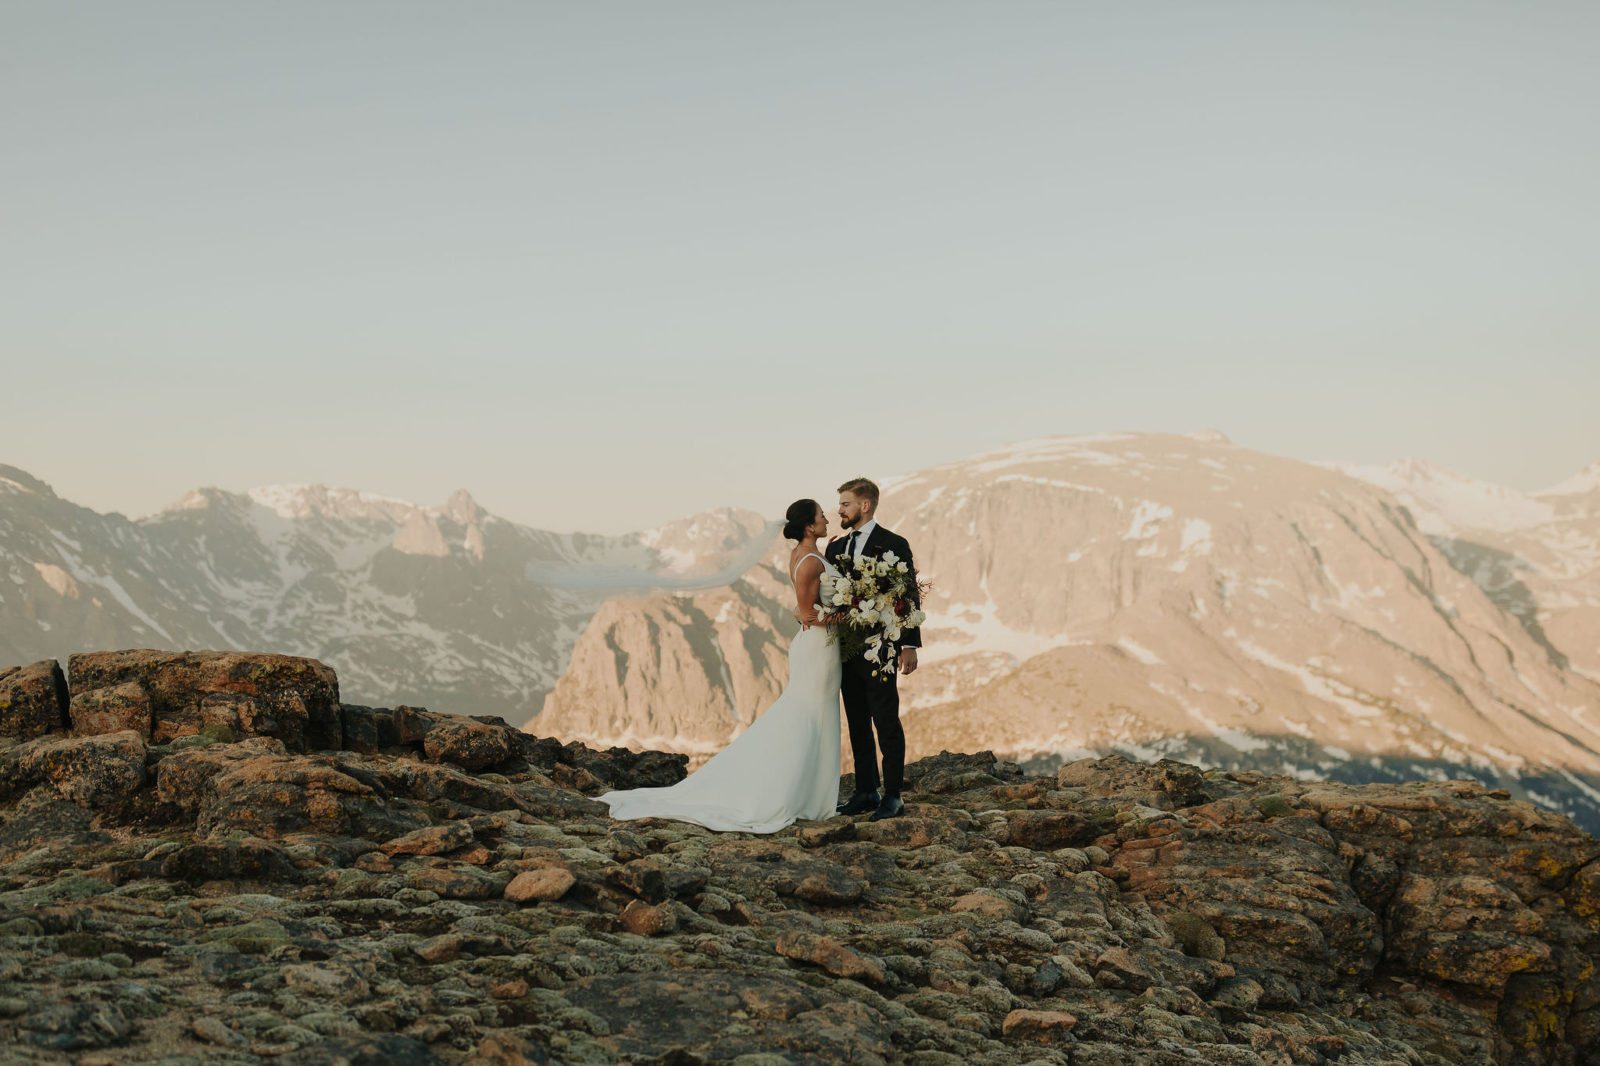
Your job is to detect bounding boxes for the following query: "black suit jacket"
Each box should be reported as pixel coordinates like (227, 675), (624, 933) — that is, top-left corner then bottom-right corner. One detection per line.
(825, 523), (922, 649)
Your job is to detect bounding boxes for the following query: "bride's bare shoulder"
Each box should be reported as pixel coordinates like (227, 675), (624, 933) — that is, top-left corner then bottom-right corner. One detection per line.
(790, 549), (824, 576)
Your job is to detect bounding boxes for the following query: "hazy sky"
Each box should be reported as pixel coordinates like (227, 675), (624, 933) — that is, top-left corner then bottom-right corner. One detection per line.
(5, 2), (1597, 533)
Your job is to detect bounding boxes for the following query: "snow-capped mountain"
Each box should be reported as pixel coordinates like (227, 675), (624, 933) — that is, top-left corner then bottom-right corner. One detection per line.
(539, 433), (1600, 830)
(0, 462), (769, 723)
(1328, 457), (1600, 682)
(7, 435), (1600, 829)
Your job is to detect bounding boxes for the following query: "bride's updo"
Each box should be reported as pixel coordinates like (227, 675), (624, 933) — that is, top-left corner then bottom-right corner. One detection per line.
(782, 499), (821, 542)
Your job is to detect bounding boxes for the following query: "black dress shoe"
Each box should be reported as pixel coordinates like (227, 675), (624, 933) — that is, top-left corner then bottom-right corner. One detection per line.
(868, 795), (904, 821)
(836, 790), (880, 816)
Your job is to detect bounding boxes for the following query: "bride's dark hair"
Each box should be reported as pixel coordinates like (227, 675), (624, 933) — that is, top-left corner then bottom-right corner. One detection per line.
(782, 499), (821, 542)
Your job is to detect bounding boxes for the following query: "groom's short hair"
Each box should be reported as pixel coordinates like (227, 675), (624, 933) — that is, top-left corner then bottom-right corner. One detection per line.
(837, 478), (879, 509)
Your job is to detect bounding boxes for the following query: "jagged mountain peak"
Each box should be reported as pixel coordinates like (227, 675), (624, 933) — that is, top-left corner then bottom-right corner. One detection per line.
(243, 483), (421, 524)
(0, 465), (59, 499)
(442, 488), (482, 526)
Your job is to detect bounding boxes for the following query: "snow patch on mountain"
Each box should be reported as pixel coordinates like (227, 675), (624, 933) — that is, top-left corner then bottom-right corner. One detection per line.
(1321, 459), (1556, 533)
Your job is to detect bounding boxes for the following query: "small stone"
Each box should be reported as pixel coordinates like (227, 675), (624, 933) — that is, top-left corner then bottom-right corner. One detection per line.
(194, 1015), (247, 1047)
(1211, 976), (1264, 1011)
(619, 899), (677, 936)
(774, 930), (885, 984)
(406, 865), (503, 900)
(381, 822), (474, 857)
(282, 963), (370, 1005)
(296, 1011), (362, 1037)
(1002, 1008), (1078, 1042)
(20, 1002), (133, 1050)
(414, 935), (463, 964)
(490, 979), (529, 1000)
(505, 867), (576, 903)
(949, 892), (1023, 921)
(464, 1031), (547, 1066)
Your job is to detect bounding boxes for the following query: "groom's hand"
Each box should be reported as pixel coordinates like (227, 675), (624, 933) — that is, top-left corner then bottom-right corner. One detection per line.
(898, 648), (918, 676)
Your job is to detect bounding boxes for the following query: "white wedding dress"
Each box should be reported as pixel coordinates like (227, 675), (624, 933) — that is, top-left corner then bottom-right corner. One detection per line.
(599, 551), (843, 833)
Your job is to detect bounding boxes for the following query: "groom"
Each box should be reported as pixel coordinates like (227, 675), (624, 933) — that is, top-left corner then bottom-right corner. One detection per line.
(828, 477), (921, 822)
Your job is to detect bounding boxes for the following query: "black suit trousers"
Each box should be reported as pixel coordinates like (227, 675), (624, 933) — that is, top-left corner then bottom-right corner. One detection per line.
(840, 653), (904, 797)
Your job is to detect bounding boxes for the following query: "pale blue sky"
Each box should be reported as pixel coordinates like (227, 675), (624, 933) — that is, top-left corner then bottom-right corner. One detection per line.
(4, 2), (1597, 533)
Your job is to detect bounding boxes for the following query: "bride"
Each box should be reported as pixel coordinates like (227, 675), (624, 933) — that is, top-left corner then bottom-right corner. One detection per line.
(598, 498), (843, 833)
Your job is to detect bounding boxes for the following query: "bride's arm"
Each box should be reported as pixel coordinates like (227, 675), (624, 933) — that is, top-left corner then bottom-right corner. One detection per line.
(794, 555), (825, 630)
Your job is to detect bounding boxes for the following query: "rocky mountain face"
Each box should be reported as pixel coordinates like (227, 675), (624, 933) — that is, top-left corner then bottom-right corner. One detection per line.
(538, 433), (1600, 834)
(1, 651), (1597, 1064)
(1328, 457), (1600, 683)
(7, 437), (1600, 833)
(0, 463), (769, 729)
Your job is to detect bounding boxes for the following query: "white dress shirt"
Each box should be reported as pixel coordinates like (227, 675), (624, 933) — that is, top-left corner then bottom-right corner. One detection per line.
(847, 518), (878, 564)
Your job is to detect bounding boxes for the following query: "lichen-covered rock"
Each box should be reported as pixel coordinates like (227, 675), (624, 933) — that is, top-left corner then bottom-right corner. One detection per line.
(1386, 872), (1554, 993)
(161, 839), (301, 883)
(1002, 1008), (1077, 1041)
(197, 755), (433, 841)
(1168, 909), (1227, 960)
(774, 930), (886, 984)
(68, 649), (340, 750)
(619, 899), (677, 936)
(0, 659), (68, 738)
(0, 655), (1596, 1066)
(380, 820), (474, 856)
(0, 729), (145, 806)
(422, 715), (516, 770)
(505, 867), (576, 903)
(337, 702), (396, 753)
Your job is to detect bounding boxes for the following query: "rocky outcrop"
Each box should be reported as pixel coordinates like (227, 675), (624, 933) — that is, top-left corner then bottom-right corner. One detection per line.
(68, 649), (342, 750)
(0, 659), (68, 738)
(0, 652), (1598, 1064)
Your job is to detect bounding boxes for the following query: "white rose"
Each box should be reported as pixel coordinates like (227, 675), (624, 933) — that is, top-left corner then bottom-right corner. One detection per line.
(883, 551), (899, 565)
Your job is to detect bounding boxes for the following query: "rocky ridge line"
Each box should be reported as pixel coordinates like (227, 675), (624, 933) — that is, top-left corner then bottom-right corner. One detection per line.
(0, 649), (1596, 1065)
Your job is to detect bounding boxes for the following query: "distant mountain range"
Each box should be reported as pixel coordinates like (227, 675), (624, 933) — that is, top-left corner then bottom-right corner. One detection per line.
(4, 434), (1600, 829)
(0, 462), (769, 726)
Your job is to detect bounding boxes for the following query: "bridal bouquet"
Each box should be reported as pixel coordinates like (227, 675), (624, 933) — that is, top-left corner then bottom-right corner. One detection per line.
(817, 551), (930, 679)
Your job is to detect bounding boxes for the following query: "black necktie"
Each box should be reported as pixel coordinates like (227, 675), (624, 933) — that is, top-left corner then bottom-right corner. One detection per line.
(845, 531), (858, 559)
